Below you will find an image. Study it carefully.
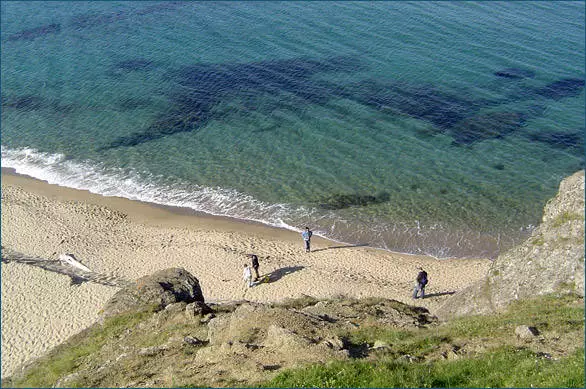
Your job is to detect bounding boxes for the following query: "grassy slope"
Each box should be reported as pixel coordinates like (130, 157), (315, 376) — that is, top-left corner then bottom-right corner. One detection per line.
(264, 294), (585, 388)
(2, 294), (583, 388)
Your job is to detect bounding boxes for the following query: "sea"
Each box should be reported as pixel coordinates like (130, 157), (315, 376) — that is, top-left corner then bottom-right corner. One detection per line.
(1, 1), (584, 259)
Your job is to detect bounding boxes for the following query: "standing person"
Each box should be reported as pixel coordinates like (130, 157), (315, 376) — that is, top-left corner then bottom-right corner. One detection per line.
(243, 263), (253, 288)
(249, 254), (260, 281)
(302, 227), (313, 253)
(413, 267), (428, 299)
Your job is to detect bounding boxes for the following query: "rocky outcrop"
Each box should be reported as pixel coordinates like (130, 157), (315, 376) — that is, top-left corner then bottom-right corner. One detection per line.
(437, 171), (585, 320)
(101, 267), (206, 318)
(5, 289), (438, 388)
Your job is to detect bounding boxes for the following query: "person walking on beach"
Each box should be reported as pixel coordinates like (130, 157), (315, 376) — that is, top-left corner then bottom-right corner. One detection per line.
(413, 267), (428, 299)
(243, 263), (253, 288)
(249, 254), (260, 281)
(302, 227), (313, 253)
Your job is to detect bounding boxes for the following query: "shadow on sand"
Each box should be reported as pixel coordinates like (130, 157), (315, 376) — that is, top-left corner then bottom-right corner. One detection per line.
(311, 244), (369, 253)
(420, 291), (456, 299)
(261, 266), (305, 284)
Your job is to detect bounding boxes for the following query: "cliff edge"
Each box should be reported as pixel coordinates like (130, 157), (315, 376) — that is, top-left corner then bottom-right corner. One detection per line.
(437, 170), (585, 320)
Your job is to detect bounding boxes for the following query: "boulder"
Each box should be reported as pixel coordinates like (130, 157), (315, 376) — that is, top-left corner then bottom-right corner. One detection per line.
(515, 325), (540, 341)
(101, 268), (206, 318)
(372, 340), (391, 350)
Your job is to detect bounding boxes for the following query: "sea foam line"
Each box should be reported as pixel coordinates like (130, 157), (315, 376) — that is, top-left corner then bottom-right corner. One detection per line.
(1, 146), (309, 233)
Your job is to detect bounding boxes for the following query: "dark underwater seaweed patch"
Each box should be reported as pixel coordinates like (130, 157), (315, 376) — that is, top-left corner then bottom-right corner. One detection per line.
(2, 95), (45, 111)
(535, 78), (585, 100)
(101, 111), (212, 149)
(449, 112), (526, 145)
(70, 2), (185, 30)
(494, 68), (536, 79)
(70, 11), (127, 29)
(317, 192), (391, 210)
(172, 56), (358, 100)
(100, 56), (360, 150)
(348, 80), (478, 130)
(113, 59), (154, 72)
(99, 49), (585, 151)
(528, 130), (584, 151)
(6, 23), (61, 42)
(116, 97), (153, 111)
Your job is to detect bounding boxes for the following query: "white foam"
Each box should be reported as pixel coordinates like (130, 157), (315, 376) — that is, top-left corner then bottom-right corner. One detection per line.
(1, 146), (308, 232)
(2, 146), (518, 259)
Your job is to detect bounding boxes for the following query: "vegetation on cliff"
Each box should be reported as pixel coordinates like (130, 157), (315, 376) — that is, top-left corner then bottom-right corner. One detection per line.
(3, 293), (583, 388)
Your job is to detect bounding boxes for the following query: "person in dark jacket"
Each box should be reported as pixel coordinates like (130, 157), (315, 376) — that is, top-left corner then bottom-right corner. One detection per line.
(248, 254), (260, 281)
(302, 227), (313, 253)
(413, 267), (428, 299)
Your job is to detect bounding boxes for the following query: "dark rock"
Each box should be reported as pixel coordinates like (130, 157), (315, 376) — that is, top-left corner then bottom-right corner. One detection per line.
(536, 78), (585, 100)
(183, 336), (206, 346)
(318, 191), (390, 210)
(6, 23), (61, 42)
(101, 268), (207, 318)
(185, 301), (213, 318)
(494, 68), (536, 79)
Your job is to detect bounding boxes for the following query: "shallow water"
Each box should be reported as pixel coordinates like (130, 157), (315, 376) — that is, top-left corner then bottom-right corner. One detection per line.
(2, 1), (584, 258)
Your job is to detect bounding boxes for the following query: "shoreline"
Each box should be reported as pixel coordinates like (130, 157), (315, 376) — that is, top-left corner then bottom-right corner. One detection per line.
(1, 169), (490, 378)
(0, 167), (435, 260)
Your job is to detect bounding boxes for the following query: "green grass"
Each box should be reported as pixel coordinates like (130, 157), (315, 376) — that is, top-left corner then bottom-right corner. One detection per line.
(263, 294), (585, 388)
(5, 310), (154, 388)
(4, 294), (583, 388)
(265, 347), (585, 388)
(551, 211), (584, 228)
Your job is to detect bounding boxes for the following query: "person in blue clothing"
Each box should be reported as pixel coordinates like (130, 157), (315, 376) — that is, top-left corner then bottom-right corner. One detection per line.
(413, 267), (428, 299)
(301, 227), (313, 253)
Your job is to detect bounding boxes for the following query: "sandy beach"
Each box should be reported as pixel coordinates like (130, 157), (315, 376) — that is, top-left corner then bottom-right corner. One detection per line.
(1, 170), (490, 378)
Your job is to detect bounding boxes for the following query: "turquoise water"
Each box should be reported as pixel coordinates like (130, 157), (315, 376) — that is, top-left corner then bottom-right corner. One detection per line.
(2, 1), (584, 258)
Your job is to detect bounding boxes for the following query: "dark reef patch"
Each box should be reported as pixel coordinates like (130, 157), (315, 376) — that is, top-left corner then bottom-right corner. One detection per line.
(70, 2), (185, 30)
(494, 68), (536, 79)
(100, 111), (212, 150)
(528, 130), (584, 152)
(98, 52), (584, 151)
(2, 94), (76, 115)
(70, 11), (128, 29)
(113, 59), (154, 72)
(100, 56), (360, 150)
(449, 112), (526, 145)
(2, 95), (45, 111)
(116, 97), (153, 111)
(5, 23), (61, 42)
(317, 192), (390, 210)
(535, 78), (585, 100)
(348, 80), (479, 130)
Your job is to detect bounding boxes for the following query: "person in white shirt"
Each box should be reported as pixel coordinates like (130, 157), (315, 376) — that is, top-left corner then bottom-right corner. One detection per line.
(243, 263), (253, 287)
